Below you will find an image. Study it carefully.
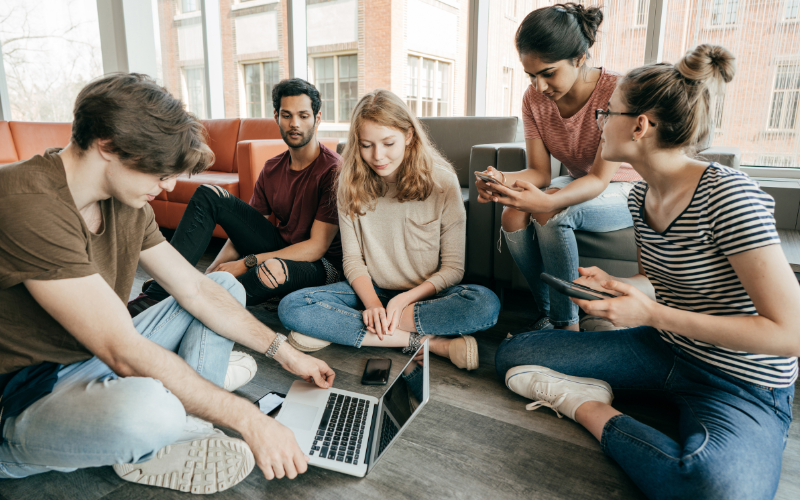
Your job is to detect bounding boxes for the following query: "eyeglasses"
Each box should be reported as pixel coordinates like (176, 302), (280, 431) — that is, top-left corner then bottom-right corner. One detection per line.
(595, 109), (657, 131)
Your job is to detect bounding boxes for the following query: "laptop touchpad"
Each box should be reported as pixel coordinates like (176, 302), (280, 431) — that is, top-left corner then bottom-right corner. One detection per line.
(280, 403), (318, 430)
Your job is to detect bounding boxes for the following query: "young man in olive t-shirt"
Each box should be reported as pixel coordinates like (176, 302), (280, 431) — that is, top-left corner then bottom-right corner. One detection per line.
(0, 74), (335, 493)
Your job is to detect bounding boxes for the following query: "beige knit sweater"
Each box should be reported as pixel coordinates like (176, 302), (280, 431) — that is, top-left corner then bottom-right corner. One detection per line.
(339, 166), (466, 293)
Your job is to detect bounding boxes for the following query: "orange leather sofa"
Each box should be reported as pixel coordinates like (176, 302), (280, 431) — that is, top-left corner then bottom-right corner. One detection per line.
(0, 121), (73, 166)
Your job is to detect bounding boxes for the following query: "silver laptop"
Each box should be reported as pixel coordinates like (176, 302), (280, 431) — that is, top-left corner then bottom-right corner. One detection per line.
(276, 341), (430, 477)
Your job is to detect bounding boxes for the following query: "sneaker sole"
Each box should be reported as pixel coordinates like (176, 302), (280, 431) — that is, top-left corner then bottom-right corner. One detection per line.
(504, 365), (613, 399)
(288, 331), (331, 352)
(113, 436), (255, 494)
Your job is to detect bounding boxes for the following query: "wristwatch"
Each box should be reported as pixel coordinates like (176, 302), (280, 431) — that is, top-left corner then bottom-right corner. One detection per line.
(244, 254), (258, 268)
(266, 333), (287, 359)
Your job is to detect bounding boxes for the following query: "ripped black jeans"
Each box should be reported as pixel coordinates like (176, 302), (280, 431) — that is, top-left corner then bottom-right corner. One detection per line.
(146, 185), (342, 306)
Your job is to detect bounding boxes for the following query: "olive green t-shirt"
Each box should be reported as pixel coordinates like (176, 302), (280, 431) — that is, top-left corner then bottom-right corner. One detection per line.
(0, 149), (165, 374)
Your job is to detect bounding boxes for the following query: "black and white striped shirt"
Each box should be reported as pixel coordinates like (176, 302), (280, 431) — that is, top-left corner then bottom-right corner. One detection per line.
(629, 163), (797, 388)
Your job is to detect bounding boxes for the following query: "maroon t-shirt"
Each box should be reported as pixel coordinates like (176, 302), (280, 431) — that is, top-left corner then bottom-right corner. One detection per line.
(249, 143), (342, 264)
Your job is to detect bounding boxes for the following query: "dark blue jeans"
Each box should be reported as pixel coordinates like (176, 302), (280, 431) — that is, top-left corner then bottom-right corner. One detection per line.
(278, 281), (501, 347)
(495, 326), (794, 500)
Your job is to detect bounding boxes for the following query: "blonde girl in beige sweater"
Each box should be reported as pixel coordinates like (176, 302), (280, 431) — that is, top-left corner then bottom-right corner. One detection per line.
(279, 89), (500, 370)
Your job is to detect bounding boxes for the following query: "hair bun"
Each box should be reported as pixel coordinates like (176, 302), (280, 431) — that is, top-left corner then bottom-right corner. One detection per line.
(676, 44), (736, 92)
(555, 3), (603, 47)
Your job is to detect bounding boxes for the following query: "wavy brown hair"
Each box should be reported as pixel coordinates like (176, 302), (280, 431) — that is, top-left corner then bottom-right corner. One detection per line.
(337, 89), (454, 218)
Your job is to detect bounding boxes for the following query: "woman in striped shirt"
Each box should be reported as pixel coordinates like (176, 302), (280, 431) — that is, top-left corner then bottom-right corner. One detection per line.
(495, 45), (800, 499)
(476, 3), (641, 332)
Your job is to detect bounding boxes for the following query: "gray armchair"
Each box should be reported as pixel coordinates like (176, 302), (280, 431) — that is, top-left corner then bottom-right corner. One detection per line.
(467, 143), (742, 290)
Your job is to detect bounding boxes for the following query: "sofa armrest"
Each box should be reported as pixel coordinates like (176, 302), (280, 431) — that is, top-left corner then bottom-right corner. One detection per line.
(697, 146), (741, 170)
(237, 138), (339, 205)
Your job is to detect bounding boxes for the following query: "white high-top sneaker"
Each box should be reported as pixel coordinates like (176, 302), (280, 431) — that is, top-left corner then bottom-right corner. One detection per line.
(505, 365), (613, 421)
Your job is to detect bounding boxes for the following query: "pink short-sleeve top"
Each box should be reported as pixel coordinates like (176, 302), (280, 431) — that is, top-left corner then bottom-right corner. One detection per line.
(521, 67), (641, 182)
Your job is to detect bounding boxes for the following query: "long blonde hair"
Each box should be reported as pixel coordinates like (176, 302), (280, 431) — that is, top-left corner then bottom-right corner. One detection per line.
(337, 89), (454, 218)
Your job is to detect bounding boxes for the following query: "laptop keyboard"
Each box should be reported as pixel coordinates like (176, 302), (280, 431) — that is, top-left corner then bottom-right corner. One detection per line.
(310, 393), (368, 465)
(378, 411), (399, 455)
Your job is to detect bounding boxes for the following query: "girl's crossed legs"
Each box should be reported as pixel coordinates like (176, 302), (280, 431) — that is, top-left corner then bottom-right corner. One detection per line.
(278, 281), (500, 358)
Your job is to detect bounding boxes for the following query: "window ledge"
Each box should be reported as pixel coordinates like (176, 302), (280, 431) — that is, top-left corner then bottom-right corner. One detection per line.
(231, 0), (279, 11)
(702, 24), (740, 31)
(174, 11), (201, 21)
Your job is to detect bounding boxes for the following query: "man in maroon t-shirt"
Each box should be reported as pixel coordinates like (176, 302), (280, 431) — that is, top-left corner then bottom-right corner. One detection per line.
(131, 79), (342, 316)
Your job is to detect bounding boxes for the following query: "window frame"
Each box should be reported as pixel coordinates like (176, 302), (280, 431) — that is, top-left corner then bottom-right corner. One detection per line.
(708, 0), (741, 27)
(181, 65), (207, 119)
(308, 51), (358, 124)
(785, 0), (800, 21)
(406, 53), (454, 118)
(634, 0), (649, 27)
(239, 60), (281, 119)
(766, 63), (800, 133)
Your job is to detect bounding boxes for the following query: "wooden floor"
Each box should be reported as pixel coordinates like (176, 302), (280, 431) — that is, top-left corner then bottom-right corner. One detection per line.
(2, 243), (798, 500)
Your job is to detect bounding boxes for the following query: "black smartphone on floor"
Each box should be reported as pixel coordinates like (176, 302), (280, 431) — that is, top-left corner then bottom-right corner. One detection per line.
(255, 391), (286, 415)
(540, 273), (617, 301)
(361, 358), (392, 385)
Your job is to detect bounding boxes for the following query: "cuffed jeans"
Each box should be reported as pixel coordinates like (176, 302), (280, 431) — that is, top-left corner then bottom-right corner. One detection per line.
(0, 272), (242, 479)
(495, 326), (794, 500)
(502, 176), (635, 326)
(278, 281), (501, 347)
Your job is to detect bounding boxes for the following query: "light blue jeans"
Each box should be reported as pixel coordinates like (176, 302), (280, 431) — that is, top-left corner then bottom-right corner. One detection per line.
(495, 326), (794, 500)
(502, 176), (635, 326)
(278, 281), (501, 346)
(0, 272), (241, 479)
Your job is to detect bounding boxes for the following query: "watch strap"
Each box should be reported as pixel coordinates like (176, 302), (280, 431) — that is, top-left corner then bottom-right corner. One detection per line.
(266, 333), (287, 359)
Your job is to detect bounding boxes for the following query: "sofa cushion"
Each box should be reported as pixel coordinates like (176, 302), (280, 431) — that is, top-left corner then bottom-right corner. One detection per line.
(0, 122), (18, 164)
(575, 227), (637, 262)
(167, 172), (240, 204)
(8, 121), (71, 161)
(233, 118), (282, 173)
(201, 119), (240, 173)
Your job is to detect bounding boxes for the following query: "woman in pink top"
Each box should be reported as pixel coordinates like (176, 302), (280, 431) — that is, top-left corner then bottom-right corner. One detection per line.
(476, 3), (641, 332)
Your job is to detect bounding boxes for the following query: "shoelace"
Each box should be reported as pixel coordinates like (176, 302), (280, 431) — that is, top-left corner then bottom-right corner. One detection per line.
(524, 392), (568, 419)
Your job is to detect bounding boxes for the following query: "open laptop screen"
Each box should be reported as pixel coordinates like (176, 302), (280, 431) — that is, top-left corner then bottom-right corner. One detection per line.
(368, 342), (429, 471)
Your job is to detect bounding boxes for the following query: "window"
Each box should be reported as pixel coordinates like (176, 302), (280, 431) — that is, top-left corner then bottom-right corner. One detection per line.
(502, 67), (513, 117)
(787, 0), (800, 20)
(635, 0), (648, 26)
(505, 0), (517, 19)
(184, 67), (206, 119)
(713, 95), (725, 130)
(0, 0), (103, 121)
(243, 61), (280, 118)
(664, 0), (800, 168)
(768, 65), (800, 130)
(312, 54), (357, 123)
(338, 55), (358, 122)
(407, 55), (451, 118)
(711, 0), (739, 26)
(182, 0), (200, 14)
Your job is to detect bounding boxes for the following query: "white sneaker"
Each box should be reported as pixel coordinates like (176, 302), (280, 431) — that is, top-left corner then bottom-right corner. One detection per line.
(505, 365), (613, 421)
(113, 423), (255, 494)
(223, 351), (257, 392)
(287, 331), (331, 352)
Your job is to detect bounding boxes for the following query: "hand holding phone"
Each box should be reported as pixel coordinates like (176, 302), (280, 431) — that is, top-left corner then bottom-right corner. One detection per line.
(540, 273), (618, 301)
(475, 171), (509, 197)
(361, 358), (391, 385)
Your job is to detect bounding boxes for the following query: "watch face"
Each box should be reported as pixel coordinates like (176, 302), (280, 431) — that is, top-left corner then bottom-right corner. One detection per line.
(245, 255), (257, 268)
